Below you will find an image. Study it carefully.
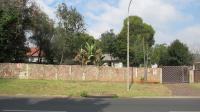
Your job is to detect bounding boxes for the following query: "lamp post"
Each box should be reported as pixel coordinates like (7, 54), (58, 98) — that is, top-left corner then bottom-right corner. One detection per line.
(127, 0), (133, 91)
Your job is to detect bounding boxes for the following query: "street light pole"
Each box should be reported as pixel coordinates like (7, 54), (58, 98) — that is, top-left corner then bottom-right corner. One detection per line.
(127, 0), (133, 91)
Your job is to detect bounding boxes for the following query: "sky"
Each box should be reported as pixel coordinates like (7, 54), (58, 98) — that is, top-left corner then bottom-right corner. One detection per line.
(34, 0), (200, 50)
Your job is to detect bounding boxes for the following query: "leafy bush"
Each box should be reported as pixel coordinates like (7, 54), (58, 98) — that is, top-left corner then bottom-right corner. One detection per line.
(80, 91), (88, 97)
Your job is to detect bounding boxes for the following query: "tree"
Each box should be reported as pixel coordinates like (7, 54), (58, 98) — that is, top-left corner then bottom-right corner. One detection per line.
(75, 42), (95, 80)
(99, 29), (116, 59)
(29, 5), (54, 63)
(167, 40), (193, 66)
(75, 42), (104, 66)
(75, 47), (89, 66)
(72, 33), (96, 59)
(52, 26), (67, 64)
(75, 42), (104, 80)
(94, 49), (105, 66)
(115, 16), (155, 66)
(57, 3), (85, 33)
(84, 42), (96, 65)
(52, 29), (95, 64)
(0, 0), (31, 62)
(54, 3), (86, 64)
(150, 44), (168, 66)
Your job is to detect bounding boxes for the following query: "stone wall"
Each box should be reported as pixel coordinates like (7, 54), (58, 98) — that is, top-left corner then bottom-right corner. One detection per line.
(0, 63), (162, 83)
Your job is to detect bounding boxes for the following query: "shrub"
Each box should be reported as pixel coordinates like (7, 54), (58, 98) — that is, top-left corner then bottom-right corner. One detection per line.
(80, 91), (88, 97)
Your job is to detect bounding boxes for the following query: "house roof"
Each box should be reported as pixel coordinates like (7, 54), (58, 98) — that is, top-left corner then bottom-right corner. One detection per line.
(27, 48), (45, 57)
(103, 54), (119, 61)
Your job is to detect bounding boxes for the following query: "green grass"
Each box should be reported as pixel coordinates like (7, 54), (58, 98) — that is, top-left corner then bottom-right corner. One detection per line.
(190, 83), (200, 89)
(0, 79), (171, 97)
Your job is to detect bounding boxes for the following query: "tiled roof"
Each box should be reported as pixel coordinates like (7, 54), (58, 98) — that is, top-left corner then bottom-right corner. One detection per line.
(27, 48), (45, 57)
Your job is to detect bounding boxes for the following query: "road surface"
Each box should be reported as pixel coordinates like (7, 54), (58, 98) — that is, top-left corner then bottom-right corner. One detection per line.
(0, 96), (200, 112)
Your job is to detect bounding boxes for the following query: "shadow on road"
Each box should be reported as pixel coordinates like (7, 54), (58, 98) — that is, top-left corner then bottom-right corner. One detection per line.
(0, 97), (110, 112)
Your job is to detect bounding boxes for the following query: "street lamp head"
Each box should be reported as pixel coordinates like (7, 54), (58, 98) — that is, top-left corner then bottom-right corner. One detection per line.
(128, 0), (133, 14)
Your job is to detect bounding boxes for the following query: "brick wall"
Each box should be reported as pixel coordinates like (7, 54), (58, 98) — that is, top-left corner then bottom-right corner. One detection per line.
(0, 63), (161, 83)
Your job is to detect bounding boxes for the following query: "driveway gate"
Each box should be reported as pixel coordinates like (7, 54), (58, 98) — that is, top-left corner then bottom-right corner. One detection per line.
(194, 70), (200, 82)
(162, 66), (189, 83)
(194, 63), (200, 83)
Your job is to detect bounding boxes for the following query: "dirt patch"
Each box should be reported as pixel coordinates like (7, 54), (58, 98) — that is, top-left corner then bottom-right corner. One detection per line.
(165, 84), (200, 96)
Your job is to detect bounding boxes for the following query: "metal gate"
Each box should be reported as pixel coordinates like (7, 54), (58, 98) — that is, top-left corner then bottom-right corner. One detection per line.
(194, 63), (200, 83)
(194, 70), (200, 83)
(162, 66), (189, 83)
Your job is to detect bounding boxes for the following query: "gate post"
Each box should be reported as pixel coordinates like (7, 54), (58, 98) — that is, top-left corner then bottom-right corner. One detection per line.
(189, 70), (194, 83)
(160, 68), (162, 84)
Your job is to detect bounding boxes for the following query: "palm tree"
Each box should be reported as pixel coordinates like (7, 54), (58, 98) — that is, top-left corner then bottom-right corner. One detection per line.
(85, 42), (95, 64)
(75, 42), (105, 80)
(75, 46), (88, 80)
(94, 49), (104, 66)
(94, 49), (105, 80)
(75, 47), (88, 66)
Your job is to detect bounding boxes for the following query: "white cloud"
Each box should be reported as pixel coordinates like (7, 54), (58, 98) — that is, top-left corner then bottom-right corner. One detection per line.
(122, 0), (183, 24)
(34, 0), (200, 49)
(156, 24), (200, 50)
(33, 0), (83, 22)
(34, 0), (57, 21)
(176, 25), (200, 49)
(85, 0), (185, 39)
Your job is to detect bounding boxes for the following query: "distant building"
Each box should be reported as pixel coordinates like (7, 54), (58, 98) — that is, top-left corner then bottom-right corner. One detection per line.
(102, 54), (123, 68)
(26, 48), (47, 63)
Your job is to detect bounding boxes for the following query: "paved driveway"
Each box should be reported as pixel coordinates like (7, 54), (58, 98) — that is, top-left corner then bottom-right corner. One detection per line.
(165, 84), (200, 96)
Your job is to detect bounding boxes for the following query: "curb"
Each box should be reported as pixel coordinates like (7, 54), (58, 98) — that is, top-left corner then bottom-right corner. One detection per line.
(0, 95), (72, 99)
(1, 95), (200, 99)
(131, 96), (200, 99)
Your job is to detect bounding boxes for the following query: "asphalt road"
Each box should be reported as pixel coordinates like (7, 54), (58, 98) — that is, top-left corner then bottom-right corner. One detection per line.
(0, 96), (200, 112)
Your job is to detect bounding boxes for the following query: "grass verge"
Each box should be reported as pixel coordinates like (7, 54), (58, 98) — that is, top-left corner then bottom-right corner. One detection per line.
(0, 79), (171, 97)
(190, 83), (200, 89)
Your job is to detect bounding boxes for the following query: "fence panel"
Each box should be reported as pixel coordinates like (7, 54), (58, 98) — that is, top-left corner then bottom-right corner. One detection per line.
(0, 63), (161, 83)
(162, 66), (189, 83)
(194, 70), (200, 83)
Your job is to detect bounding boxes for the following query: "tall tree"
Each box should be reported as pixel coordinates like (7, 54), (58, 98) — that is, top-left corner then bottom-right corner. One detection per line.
(29, 5), (54, 63)
(115, 16), (155, 66)
(54, 3), (86, 64)
(150, 44), (168, 65)
(99, 29), (116, 60)
(72, 33), (96, 58)
(0, 0), (31, 62)
(52, 26), (67, 64)
(167, 40), (193, 66)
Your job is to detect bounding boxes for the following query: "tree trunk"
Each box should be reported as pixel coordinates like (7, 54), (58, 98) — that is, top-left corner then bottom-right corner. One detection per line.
(38, 48), (41, 63)
(60, 47), (64, 65)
